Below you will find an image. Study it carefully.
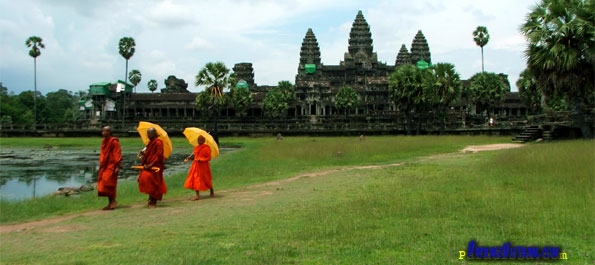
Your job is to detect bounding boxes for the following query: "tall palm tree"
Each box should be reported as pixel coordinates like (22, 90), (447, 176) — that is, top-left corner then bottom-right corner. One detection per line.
(26, 36), (44, 127)
(118, 37), (136, 82)
(473, 26), (490, 72)
(520, 0), (593, 138)
(128, 69), (142, 93)
(118, 37), (135, 126)
(388, 64), (425, 135)
(195, 61), (231, 144)
(425, 63), (462, 133)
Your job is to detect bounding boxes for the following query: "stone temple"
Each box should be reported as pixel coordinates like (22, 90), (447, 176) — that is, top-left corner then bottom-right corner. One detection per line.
(75, 10), (528, 135)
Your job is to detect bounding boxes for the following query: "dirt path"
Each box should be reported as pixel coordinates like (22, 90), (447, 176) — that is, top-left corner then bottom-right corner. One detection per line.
(0, 143), (523, 234)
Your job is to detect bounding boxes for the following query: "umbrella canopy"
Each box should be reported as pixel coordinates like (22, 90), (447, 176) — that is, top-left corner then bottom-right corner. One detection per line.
(136, 121), (173, 159)
(183, 127), (219, 159)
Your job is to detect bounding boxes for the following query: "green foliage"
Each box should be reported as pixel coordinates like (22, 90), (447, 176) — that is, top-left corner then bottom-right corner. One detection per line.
(117, 37), (135, 60)
(45, 89), (78, 123)
(467, 72), (507, 115)
(520, 0), (594, 106)
(472, 26), (490, 48)
(195, 61), (231, 109)
(425, 63), (462, 109)
(334, 86), (359, 116)
(228, 86), (253, 117)
(263, 89), (288, 118)
(25, 36), (44, 59)
(263, 81), (296, 118)
(517, 69), (541, 114)
(147, 79), (158, 93)
(388, 65), (428, 134)
(388, 65), (425, 110)
(128, 69), (142, 90)
(0, 89), (80, 124)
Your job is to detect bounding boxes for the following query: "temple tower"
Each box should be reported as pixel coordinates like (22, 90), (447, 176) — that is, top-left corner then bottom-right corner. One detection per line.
(297, 28), (322, 75)
(343, 10), (378, 69)
(395, 44), (411, 67)
(232, 62), (256, 89)
(410, 30), (432, 65)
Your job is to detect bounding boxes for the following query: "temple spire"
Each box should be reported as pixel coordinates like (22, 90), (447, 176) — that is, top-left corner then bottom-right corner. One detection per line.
(343, 10), (378, 68)
(410, 30), (432, 65)
(347, 10), (373, 57)
(395, 44), (411, 67)
(299, 28), (322, 67)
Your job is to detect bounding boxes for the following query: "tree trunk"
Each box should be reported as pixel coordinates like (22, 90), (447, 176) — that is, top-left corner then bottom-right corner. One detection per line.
(33, 57), (37, 129)
(572, 98), (593, 138)
(405, 111), (412, 136)
(481, 47), (485, 72)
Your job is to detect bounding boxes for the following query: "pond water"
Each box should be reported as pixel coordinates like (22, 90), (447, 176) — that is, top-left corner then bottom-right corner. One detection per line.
(0, 147), (233, 201)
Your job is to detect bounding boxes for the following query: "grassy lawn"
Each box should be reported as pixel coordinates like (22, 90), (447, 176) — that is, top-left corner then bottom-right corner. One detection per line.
(0, 136), (593, 264)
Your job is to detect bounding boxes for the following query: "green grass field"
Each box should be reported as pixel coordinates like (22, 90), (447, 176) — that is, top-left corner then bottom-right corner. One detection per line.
(0, 136), (593, 264)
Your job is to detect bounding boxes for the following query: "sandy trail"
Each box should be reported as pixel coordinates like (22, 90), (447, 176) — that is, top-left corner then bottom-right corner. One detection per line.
(0, 143), (523, 234)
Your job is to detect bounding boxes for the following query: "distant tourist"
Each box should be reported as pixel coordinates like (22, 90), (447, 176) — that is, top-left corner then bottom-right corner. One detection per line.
(489, 118), (494, 127)
(183, 135), (215, 200)
(360, 134), (365, 141)
(97, 126), (122, 210)
(277, 133), (283, 141)
(138, 127), (167, 208)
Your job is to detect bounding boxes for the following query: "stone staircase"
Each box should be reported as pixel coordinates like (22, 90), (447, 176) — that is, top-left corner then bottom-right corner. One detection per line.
(512, 125), (543, 143)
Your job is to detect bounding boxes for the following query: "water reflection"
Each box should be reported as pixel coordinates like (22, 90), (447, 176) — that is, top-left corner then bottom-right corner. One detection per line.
(0, 147), (209, 201)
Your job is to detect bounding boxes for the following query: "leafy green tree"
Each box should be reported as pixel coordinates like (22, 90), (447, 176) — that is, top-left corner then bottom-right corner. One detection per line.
(263, 89), (288, 118)
(45, 89), (76, 123)
(12, 91), (36, 123)
(0, 83), (15, 124)
(520, 0), (594, 138)
(467, 72), (507, 117)
(195, 61), (231, 144)
(228, 86), (253, 117)
(147, 79), (158, 93)
(517, 69), (542, 114)
(262, 81), (296, 118)
(128, 69), (142, 93)
(473, 26), (490, 72)
(424, 63), (462, 133)
(26, 36), (44, 125)
(277, 80), (296, 103)
(334, 86), (359, 117)
(118, 37), (136, 82)
(388, 64), (425, 135)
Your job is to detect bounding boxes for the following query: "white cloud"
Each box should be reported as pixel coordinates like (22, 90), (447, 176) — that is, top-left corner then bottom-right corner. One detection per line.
(0, 0), (538, 94)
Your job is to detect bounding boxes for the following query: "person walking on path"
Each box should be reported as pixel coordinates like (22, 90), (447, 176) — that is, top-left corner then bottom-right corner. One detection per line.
(97, 126), (122, 210)
(138, 127), (167, 208)
(184, 135), (215, 200)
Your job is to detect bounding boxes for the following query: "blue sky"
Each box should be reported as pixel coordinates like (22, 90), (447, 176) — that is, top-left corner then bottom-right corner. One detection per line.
(0, 0), (538, 95)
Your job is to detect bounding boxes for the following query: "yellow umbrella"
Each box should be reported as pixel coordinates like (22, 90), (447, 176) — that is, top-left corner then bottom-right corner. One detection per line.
(136, 121), (173, 159)
(183, 127), (219, 158)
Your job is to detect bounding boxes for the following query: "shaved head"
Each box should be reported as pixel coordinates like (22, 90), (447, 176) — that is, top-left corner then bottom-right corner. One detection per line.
(101, 126), (112, 138)
(147, 127), (158, 139)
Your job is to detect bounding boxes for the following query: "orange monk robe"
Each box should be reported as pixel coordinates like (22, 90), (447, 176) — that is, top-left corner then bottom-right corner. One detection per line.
(138, 138), (167, 200)
(97, 136), (122, 198)
(184, 144), (213, 191)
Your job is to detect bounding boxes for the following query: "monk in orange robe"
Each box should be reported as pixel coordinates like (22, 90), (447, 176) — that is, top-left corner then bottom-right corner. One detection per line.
(98, 126), (122, 210)
(184, 135), (214, 200)
(138, 127), (167, 208)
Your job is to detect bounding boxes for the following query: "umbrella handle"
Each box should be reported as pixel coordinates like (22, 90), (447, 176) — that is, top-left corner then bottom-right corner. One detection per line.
(131, 166), (160, 172)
